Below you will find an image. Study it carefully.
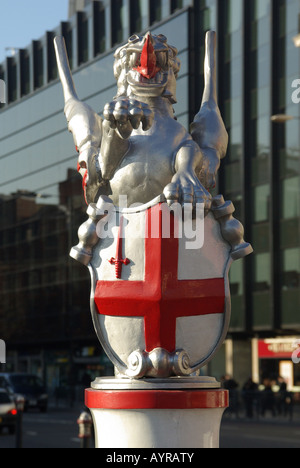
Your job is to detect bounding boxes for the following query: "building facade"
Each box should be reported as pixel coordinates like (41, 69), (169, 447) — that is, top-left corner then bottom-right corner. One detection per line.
(0, 0), (299, 395)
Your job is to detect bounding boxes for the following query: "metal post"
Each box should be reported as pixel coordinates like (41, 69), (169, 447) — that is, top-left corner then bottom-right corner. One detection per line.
(15, 396), (25, 449)
(77, 411), (93, 448)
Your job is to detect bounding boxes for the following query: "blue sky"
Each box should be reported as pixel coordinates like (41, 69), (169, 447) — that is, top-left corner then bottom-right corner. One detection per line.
(0, 0), (68, 63)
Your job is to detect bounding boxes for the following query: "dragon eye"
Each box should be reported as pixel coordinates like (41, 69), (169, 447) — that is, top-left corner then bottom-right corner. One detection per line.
(158, 34), (167, 43)
(156, 51), (168, 69)
(129, 34), (140, 43)
(128, 52), (140, 68)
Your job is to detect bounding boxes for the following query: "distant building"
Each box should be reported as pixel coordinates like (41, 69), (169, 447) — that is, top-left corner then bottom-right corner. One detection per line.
(68, 0), (100, 18)
(0, 0), (299, 396)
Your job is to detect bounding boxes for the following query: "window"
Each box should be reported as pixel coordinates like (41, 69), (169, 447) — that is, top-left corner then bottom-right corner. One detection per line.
(229, 258), (244, 296)
(252, 223), (270, 253)
(251, 155), (269, 186)
(255, 0), (271, 20)
(281, 247), (300, 326)
(171, 0), (183, 13)
(34, 41), (44, 89)
(150, 0), (162, 25)
(47, 32), (58, 82)
(281, 177), (300, 219)
(227, 126), (242, 162)
(253, 184), (270, 222)
(252, 251), (272, 328)
(94, 4), (106, 55)
(226, 0), (243, 34)
(78, 13), (89, 65)
(7, 58), (17, 103)
(0, 392), (11, 404)
(130, 0), (142, 34)
(62, 24), (73, 70)
(112, 0), (124, 46)
(253, 252), (271, 292)
(20, 50), (30, 96)
(282, 248), (300, 289)
(224, 162), (242, 195)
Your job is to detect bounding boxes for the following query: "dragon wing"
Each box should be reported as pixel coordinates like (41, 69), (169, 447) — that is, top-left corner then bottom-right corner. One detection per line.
(54, 36), (103, 202)
(190, 31), (228, 190)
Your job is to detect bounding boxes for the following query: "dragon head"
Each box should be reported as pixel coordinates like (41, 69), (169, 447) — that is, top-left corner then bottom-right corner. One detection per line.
(113, 32), (181, 103)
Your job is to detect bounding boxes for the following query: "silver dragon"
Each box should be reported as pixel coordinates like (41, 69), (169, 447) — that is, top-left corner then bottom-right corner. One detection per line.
(54, 31), (228, 209)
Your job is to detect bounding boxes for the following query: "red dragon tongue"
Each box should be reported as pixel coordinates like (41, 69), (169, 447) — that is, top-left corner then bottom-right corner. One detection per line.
(135, 35), (161, 80)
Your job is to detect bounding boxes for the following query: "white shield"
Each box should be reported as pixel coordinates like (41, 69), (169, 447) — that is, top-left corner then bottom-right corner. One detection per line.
(71, 195), (252, 378)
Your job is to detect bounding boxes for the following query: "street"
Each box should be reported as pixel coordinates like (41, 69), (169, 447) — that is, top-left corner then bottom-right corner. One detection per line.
(220, 417), (300, 448)
(0, 405), (300, 449)
(0, 406), (85, 449)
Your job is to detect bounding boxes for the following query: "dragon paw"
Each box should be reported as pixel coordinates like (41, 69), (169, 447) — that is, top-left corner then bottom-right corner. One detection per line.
(103, 98), (154, 139)
(163, 172), (212, 211)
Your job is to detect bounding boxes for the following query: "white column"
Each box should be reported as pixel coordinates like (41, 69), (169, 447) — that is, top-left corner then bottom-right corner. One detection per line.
(85, 377), (228, 449)
(252, 338), (259, 383)
(225, 338), (234, 376)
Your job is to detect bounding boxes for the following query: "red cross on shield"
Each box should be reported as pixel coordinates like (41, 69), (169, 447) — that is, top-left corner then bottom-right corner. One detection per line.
(94, 203), (225, 355)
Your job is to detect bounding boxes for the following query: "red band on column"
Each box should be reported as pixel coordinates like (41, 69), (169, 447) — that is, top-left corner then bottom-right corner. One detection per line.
(85, 389), (229, 410)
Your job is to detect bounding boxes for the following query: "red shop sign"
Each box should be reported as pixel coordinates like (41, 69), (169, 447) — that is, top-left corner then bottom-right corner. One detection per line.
(258, 340), (295, 359)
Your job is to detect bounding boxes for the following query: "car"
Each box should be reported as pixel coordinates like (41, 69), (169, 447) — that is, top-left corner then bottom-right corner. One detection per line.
(0, 389), (17, 434)
(0, 373), (48, 413)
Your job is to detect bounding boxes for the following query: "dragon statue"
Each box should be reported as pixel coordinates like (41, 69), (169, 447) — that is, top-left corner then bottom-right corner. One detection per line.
(54, 30), (253, 449)
(54, 31), (252, 379)
(54, 31), (228, 209)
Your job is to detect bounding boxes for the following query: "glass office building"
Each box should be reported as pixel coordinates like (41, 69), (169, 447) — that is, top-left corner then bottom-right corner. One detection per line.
(0, 0), (299, 394)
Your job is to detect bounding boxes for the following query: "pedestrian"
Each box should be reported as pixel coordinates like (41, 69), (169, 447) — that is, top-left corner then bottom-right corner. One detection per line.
(242, 378), (258, 419)
(277, 377), (294, 420)
(277, 376), (287, 416)
(222, 375), (239, 417)
(284, 391), (294, 420)
(261, 378), (276, 417)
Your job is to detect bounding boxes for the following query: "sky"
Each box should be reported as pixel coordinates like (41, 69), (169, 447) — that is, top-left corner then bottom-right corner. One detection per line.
(0, 0), (69, 63)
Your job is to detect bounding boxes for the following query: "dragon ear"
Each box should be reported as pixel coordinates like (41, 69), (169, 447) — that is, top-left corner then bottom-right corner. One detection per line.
(161, 44), (181, 103)
(113, 50), (130, 98)
(162, 67), (177, 104)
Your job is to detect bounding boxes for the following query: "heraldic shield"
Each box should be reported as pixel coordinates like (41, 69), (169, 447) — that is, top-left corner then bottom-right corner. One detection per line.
(71, 194), (252, 379)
